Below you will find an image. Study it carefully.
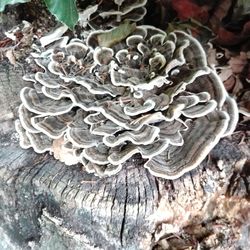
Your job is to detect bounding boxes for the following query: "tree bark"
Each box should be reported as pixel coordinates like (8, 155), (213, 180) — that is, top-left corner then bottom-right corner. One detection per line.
(0, 62), (249, 250)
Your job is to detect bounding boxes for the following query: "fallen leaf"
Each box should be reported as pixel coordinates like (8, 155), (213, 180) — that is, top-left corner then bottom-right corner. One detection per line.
(97, 21), (136, 47)
(78, 4), (98, 27)
(219, 68), (233, 81)
(167, 19), (213, 43)
(229, 52), (248, 74)
(223, 75), (236, 91)
(232, 77), (244, 96)
(208, 0), (232, 31)
(52, 137), (79, 165)
(214, 18), (250, 46)
(5, 49), (16, 65)
(0, 38), (13, 48)
(207, 45), (218, 67)
(40, 25), (68, 47)
(171, 0), (210, 23)
(238, 91), (250, 117)
(215, 26), (241, 46)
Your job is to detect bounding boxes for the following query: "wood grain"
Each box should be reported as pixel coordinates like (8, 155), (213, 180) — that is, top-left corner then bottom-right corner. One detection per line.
(0, 62), (249, 249)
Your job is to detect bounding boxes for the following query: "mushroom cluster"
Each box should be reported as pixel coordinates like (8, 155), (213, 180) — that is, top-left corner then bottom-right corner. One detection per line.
(15, 25), (238, 179)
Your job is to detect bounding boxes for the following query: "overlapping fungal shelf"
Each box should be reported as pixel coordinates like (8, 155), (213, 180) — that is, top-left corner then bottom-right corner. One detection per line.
(15, 25), (238, 179)
(81, 0), (147, 29)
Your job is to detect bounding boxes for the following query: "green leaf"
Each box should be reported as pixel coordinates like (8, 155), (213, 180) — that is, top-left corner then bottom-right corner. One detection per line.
(43, 0), (78, 30)
(233, 0), (250, 19)
(0, 0), (30, 12)
(97, 21), (137, 47)
(237, 0), (250, 13)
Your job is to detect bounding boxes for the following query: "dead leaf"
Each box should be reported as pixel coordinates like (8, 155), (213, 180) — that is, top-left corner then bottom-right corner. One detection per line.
(78, 4), (98, 27)
(229, 52), (248, 74)
(40, 25), (68, 47)
(208, 0), (232, 31)
(207, 45), (218, 67)
(224, 75), (236, 91)
(0, 38), (13, 48)
(219, 68), (233, 82)
(214, 19), (250, 46)
(238, 91), (250, 117)
(167, 19), (213, 43)
(232, 77), (244, 95)
(97, 21), (136, 47)
(5, 50), (16, 65)
(215, 26), (241, 46)
(52, 137), (79, 166)
(171, 0), (210, 23)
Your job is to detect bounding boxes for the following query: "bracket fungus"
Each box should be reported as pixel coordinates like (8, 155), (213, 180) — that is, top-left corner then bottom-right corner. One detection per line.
(15, 25), (238, 179)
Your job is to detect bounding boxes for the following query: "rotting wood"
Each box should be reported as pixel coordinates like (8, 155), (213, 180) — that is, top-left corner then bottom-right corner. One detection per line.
(0, 63), (250, 249)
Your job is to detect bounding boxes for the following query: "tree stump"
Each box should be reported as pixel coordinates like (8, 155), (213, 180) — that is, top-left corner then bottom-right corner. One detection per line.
(0, 60), (250, 249)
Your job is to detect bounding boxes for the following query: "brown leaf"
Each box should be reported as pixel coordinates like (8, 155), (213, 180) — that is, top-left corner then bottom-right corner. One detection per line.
(231, 77), (244, 96)
(171, 0), (210, 23)
(52, 137), (79, 166)
(215, 26), (242, 46)
(238, 91), (250, 117)
(207, 46), (218, 67)
(0, 38), (13, 48)
(223, 75), (236, 91)
(208, 0), (232, 31)
(219, 68), (233, 82)
(214, 19), (250, 46)
(5, 50), (16, 65)
(229, 52), (248, 74)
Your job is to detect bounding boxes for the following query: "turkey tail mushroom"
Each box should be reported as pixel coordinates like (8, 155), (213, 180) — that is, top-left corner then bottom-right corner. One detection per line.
(16, 25), (238, 179)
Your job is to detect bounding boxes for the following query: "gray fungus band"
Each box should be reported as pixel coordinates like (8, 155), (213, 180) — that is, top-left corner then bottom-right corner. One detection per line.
(15, 25), (238, 179)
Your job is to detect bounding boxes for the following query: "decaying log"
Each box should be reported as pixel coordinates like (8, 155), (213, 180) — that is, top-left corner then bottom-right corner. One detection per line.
(0, 62), (250, 249)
